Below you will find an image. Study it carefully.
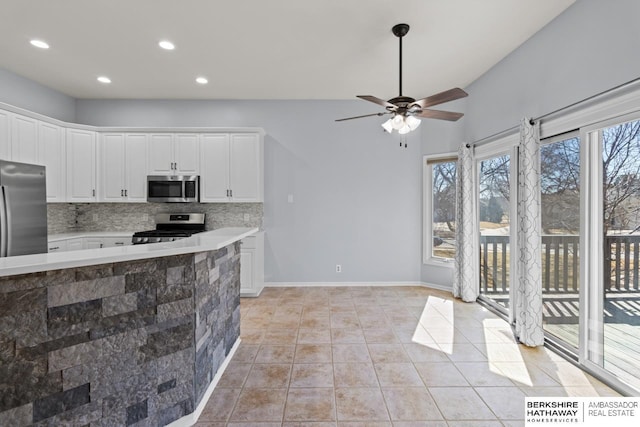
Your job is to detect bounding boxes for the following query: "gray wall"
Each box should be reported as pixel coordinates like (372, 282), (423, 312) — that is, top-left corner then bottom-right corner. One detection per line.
(0, 68), (76, 122)
(420, 0), (640, 288)
(75, 99), (424, 284)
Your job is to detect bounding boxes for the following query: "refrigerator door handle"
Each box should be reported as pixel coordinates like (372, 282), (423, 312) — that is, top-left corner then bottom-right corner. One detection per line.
(0, 186), (7, 257)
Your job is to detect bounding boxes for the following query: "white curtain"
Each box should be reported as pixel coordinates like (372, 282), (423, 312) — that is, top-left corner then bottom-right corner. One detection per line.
(453, 143), (477, 302)
(514, 118), (544, 346)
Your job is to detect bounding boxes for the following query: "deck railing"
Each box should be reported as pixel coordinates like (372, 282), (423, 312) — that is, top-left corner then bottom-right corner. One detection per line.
(479, 234), (640, 295)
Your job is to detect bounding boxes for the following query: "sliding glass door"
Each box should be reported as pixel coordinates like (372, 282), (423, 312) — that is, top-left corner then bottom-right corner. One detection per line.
(540, 133), (581, 349)
(583, 115), (640, 392)
(476, 145), (516, 314)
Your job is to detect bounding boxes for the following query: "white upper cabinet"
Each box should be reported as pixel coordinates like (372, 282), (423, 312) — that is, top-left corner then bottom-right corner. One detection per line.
(174, 134), (199, 174)
(0, 110), (10, 159)
(11, 114), (39, 164)
(100, 133), (148, 202)
(200, 134), (230, 202)
(1, 105), (264, 205)
(66, 128), (96, 202)
(148, 134), (173, 174)
(37, 122), (66, 202)
(229, 133), (262, 202)
(124, 134), (148, 201)
(200, 132), (263, 203)
(148, 133), (199, 175)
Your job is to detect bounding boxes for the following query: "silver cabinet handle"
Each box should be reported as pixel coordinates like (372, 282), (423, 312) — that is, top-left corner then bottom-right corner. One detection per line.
(49, 246), (60, 250)
(92, 189), (95, 197)
(230, 189), (233, 197)
(121, 189), (124, 197)
(0, 186), (7, 257)
(124, 189), (128, 197)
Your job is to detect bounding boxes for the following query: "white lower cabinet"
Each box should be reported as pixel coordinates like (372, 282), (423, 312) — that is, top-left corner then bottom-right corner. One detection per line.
(66, 239), (84, 252)
(102, 237), (130, 247)
(48, 240), (68, 253)
(48, 235), (132, 252)
(240, 232), (264, 297)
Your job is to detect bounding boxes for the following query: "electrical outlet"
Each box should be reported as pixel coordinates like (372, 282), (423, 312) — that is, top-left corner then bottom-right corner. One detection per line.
(243, 213), (250, 222)
(92, 214), (98, 222)
(336, 264), (342, 273)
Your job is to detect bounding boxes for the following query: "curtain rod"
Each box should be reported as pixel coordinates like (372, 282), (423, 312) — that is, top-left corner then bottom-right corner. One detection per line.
(466, 76), (640, 149)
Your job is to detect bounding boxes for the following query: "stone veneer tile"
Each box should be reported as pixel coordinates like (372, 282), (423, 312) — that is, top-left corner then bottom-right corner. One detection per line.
(48, 339), (103, 372)
(1, 243), (241, 426)
(47, 299), (102, 330)
(0, 287), (47, 317)
(102, 292), (138, 317)
(32, 383), (90, 422)
(0, 403), (32, 426)
(48, 276), (125, 308)
(157, 297), (194, 323)
(126, 399), (148, 425)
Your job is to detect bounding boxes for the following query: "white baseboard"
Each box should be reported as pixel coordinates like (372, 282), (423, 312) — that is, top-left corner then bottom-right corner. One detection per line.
(419, 281), (453, 293)
(166, 337), (241, 427)
(264, 281), (453, 295)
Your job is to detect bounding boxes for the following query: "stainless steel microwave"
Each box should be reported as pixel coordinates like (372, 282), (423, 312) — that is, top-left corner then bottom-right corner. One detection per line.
(147, 175), (199, 203)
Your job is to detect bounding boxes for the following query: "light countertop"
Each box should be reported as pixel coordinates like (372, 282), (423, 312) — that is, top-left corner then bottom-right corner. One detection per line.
(48, 231), (136, 241)
(1, 227), (258, 278)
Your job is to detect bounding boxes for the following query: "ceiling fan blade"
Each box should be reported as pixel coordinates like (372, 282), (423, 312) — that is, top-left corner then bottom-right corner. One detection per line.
(335, 112), (388, 122)
(415, 109), (464, 121)
(411, 88), (468, 109)
(356, 95), (396, 109)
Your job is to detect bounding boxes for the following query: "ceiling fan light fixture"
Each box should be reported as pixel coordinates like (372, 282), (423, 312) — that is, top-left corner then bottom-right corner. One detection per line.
(406, 115), (421, 131)
(391, 114), (405, 130)
(398, 124), (411, 135)
(381, 118), (394, 133)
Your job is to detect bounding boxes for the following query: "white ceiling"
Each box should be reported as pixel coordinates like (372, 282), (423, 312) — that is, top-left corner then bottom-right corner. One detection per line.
(0, 0), (574, 100)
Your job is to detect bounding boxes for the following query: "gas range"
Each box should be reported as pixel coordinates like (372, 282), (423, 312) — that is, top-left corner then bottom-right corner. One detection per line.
(131, 213), (205, 245)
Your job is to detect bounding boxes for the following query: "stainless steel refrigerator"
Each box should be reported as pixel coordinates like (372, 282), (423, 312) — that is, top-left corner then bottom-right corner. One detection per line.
(0, 160), (48, 257)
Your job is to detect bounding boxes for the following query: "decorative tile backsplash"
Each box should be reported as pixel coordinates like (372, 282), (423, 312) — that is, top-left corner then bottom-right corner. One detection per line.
(47, 203), (263, 234)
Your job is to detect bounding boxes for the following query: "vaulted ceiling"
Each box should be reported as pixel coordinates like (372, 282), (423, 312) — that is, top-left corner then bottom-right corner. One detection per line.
(0, 0), (574, 100)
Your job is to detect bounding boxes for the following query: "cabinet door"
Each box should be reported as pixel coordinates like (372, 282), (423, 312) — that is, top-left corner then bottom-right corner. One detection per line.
(0, 110), (10, 159)
(66, 129), (96, 202)
(100, 133), (126, 202)
(48, 240), (67, 253)
(199, 134), (230, 202)
(67, 239), (84, 252)
(174, 134), (199, 174)
(11, 114), (39, 164)
(148, 134), (173, 173)
(85, 238), (103, 249)
(38, 122), (66, 202)
(230, 133), (262, 201)
(240, 248), (255, 295)
(102, 237), (131, 247)
(125, 134), (148, 201)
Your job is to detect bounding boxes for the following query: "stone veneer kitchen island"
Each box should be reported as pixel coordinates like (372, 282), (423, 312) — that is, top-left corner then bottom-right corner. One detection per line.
(0, 227), (257, 426)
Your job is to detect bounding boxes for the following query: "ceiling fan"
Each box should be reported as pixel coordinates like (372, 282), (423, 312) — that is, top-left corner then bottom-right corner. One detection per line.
(336, 23), (468, 134)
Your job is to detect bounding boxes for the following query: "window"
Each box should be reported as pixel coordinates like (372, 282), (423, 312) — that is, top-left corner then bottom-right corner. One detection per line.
(424, 155), (457, 264)
(539, 132), (581, 349)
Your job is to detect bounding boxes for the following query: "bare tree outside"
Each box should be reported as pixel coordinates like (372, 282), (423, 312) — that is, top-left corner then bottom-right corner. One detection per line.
(432, 161), (456, 259)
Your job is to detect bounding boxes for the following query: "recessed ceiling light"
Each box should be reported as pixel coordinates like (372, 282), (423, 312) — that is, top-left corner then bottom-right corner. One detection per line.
(158, 40), (175, 50)
(30, 39), (49, 49)
(97, 76), (111, 84)
(196, 77), (208, 84)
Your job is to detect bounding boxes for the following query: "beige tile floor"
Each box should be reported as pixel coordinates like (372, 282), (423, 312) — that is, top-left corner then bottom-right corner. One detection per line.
(195, 286), (620, 426)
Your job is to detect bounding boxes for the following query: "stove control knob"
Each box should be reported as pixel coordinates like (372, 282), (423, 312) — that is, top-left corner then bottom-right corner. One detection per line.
(149, 237), (161, 243)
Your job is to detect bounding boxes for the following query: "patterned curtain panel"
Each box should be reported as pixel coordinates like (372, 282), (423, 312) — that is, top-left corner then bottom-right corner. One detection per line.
(453, 143), (477, 302)
(514, 118), (544, 346)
